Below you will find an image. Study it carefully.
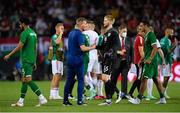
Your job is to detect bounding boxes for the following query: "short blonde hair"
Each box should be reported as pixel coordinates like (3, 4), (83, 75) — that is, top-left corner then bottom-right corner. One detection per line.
(55, 23), (63, 29)
(76, 17), (87, 24)
(104, 15), (115, 24)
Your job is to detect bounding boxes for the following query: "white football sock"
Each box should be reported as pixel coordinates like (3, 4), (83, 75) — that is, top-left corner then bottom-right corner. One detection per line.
(147, 79), (153, 97)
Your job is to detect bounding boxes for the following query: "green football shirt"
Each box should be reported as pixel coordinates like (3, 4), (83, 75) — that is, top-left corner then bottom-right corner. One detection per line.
(51, 34), (58, 60)
(83, 34), (90, 59)
(20, 27), (37, 64)
(160, 36), (173, 64)
(144, 31), (158, 64)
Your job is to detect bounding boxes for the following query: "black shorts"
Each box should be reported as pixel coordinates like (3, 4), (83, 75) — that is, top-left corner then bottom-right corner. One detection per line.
(102, 58), (112, 75)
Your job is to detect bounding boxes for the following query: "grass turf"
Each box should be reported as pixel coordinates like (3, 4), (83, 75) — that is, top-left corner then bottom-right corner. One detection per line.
(0, 81), (180, 112)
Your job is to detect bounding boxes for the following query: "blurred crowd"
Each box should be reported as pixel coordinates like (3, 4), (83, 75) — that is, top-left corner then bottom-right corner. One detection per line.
(0, 0), (179, 81)
(0, 0), (180, 39)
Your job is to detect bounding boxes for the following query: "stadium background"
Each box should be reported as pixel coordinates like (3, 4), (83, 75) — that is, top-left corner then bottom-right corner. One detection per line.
(0, 0), (179, 81)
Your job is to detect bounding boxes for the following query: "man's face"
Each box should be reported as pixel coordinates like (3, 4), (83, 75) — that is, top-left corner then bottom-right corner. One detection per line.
(19, 22), (24, 31)
(119, 28), (127, 38)
(80, 21), (87, 31)
(169, 29), (174, 36)
(56, 25), (64, 34)
(103, 17), (110, 28)
(83, 23), (90, 31)
(138, 22), (144, 32)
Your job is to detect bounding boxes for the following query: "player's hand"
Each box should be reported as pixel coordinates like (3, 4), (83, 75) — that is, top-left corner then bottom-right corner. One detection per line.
(3, 54), (10, 61)
(144, 58), (152, 64)
(138, 61), (142, 67)
(91, 44), (96, 49)
(122, 49), (126, 53)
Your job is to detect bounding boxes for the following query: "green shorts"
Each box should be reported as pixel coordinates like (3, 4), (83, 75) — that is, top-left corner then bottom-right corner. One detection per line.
(21, 62), (34, 76)
(142, 63), (158, 79)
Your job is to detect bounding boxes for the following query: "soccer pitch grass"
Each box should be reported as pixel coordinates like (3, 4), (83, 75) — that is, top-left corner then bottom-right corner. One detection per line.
(0, 81), (180, 112)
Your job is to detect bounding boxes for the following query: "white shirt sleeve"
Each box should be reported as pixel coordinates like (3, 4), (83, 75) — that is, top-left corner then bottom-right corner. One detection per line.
(156, 39), (161, 48)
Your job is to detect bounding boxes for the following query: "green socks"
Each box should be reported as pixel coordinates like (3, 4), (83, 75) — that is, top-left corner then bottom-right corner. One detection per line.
(20, 82), (28, 98)
(28, 81), (41, 96)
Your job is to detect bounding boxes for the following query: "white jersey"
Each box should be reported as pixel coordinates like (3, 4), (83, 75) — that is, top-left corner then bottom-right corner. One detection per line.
(83, 30), (99, 60)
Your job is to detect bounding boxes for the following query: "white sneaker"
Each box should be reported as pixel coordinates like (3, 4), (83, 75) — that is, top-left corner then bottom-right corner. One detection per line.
(125, 94), (133, 100)
(164, 93), (170, 99)
(155, 98), (166, 104)
(98, 101), (112, 106)
(49, 95), (63, 100)
(11, 101), (24, 107)
(128, 98), (141, 104)
(36, 97), (47, 107)
(115, 96), (122, 104)
(115, 91), (122, 104)
(68, 95), (76, 100)
(53, 95), (63, 100)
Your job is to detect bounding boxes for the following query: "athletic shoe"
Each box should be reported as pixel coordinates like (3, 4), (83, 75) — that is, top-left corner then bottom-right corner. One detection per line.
(115, 96), (122, 104)
(63, 101), (73, 106)
(36, 96), (47, 107)
(77, 101), (87, 106)
(164, 93), (170, 99)
(95, 95), (105, 100)
(68, 94), (76, 100)
(128, 98), (141, 104)
(146, 96), (157, 100)
(100, 95), (106, 99)
(49, 95), (63, 100)
(54, 95), (63, 99)
(155, 98), (166, 104)
(125, 94), (134, 100)
(98, 100), (112, 106)
(11, 101), (24, 107)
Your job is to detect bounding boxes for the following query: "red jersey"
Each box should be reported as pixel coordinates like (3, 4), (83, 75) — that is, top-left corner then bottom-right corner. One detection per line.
(134, 34), (144, 64)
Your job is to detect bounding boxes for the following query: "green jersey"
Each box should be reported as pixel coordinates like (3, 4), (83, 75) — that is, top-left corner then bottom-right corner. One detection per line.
(20, 27), (37, 64)
(83, 34), (90, 57)
(144, 31), (158, 64)
(160, 36), (173, 64)
(51, 34), (63, 60)
(98, 35), (104, 46)
(83, 34), (90, 75)
(51, 34), (58, 60)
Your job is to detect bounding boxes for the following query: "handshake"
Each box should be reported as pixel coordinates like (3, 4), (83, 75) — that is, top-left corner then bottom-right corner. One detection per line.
(117, 49), (126, 56)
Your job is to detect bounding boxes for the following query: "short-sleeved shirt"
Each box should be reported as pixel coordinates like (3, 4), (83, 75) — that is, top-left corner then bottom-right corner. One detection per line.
(160, 36), (173, 64)
(51, 34), (62, 60)
(134, 34), (144, 64)
(67, 29), (84, 66)
(20, 27), (37, 64)
(83, 34), (90, 61)
(144, 31), (157, 64)
(83, 30), (99, 60)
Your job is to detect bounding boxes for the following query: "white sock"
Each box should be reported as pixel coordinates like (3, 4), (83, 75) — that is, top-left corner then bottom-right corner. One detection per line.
(51, 88), (57, 97)
(92, 77), (97, 86)
(50, 89), (53, 97)
(39, 94), (44, 100)
(84, 75), (89, 86)
(99, 80), (103, 96)
(85, 75), (94, 90)
(92, 78), (98, 93)
(18, 98), (24, 103)
(147, 79), (153, 97)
